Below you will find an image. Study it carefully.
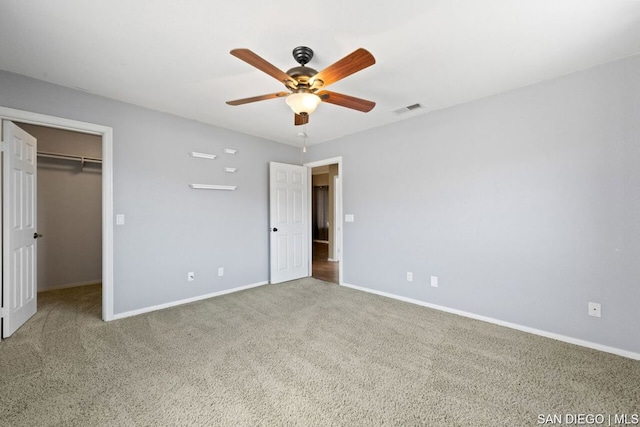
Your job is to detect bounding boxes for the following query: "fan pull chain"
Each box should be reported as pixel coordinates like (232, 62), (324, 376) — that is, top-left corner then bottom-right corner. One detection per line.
(299, 125), (308, 165)
(302, 125), (308, 153)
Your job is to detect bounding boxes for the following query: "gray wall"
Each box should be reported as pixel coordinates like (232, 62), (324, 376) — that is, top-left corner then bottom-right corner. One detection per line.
(18, 124), (102, 291)
(2, 53), (639, 354)
(307, 54), (640, 354)
(1, 70), (299, 313)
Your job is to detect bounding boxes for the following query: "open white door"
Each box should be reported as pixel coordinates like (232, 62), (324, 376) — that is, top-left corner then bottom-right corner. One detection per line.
(269, 162), (309, 284)
(2, 121), (38, 338)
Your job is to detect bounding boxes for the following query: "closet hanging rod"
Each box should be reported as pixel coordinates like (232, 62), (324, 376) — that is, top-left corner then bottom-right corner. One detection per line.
(37, 151), (102, 164)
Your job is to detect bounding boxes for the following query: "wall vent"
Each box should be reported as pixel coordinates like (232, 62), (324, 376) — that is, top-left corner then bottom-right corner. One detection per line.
(392, 103), (424, 115)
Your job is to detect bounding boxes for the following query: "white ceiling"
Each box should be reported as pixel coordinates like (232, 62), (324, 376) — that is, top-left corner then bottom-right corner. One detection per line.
(2, 1), (640, 147)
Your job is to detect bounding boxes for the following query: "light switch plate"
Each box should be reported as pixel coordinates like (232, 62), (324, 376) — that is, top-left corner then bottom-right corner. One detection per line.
(116, 214), (125, 225)
(345, 214), (355, 223)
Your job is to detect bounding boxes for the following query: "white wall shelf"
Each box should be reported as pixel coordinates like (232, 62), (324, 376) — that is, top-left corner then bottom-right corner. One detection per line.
(189, 151), (216, 160)
(189, 184), (237, 191)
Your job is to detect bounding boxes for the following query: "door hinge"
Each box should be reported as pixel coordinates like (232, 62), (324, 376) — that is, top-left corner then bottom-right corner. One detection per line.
(0, 307), (6, 318)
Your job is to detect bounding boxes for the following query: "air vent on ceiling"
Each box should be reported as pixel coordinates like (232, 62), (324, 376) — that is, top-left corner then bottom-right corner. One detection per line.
(392, 103), (424, 115)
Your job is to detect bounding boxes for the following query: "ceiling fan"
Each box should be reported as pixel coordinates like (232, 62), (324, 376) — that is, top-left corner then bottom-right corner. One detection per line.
(226, 46), (376, 126)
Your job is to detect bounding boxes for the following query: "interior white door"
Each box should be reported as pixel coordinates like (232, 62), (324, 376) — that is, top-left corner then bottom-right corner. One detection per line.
(269, 162), (308, 284)
(2, 121), (38, 338)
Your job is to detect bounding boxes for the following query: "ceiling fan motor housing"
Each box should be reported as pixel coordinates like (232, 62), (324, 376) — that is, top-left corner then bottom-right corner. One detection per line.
(293, 46), (314, 65)
(286, 66), (318, 87)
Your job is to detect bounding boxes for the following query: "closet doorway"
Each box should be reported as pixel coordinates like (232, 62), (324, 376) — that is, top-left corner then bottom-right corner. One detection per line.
(17, 123), (102, 311)
(311, 164), (339, 283)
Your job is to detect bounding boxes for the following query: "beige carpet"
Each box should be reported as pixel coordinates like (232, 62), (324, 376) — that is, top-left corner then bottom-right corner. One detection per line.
(0, 278), (638, 426)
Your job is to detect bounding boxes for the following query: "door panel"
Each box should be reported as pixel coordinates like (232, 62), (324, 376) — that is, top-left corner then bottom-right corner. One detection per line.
(2, 121), (38, 338)
(292, 189), (303, 223)
(269, 162), (308, 284)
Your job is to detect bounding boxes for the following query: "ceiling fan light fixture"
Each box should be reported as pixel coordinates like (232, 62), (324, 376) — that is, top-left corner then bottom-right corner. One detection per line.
(227, 47), (376, 125)
(286, 92), (321, 115)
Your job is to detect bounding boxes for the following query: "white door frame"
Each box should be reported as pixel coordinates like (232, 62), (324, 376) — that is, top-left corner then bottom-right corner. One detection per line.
(333, 174), (342, 265)
(304, 156), (343, 284)
(0, 106), (115, 321)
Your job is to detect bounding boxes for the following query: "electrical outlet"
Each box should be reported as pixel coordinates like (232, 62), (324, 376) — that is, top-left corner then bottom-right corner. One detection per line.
(187, 272), (195, 281)
(430, 276), (438, 288)
(406, 272), (413, 282)
(218, 267), (224, 277)
(588, 302), (601, 318)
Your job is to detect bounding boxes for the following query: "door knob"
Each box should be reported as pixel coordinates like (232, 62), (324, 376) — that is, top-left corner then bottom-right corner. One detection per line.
(272, 227), (278, 232)
(34, 232), (43, 239)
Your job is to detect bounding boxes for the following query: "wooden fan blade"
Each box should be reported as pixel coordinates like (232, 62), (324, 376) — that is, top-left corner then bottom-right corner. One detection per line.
(317, 91), (375, 112)
(294, 114), (309, 126)
(230, 49), (296, 86)
(310, 48), (375, 88)
(226, 92), (289, 106)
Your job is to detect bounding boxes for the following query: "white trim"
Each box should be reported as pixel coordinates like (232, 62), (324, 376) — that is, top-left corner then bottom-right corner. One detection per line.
(102, 127), (114, 321)
(111, 281), (268, 320)
(304, 157), (342, 168)
(304, 156), (343, 284)
(342, 282), (640, 361)
(333, 174), (343, 269)
(0, 106), (115, 321)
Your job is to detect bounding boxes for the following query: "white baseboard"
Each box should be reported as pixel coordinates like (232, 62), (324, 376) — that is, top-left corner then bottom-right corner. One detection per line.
(38, 280), (102, 293)
(341, 282), (640, 361)
(111, 281), (269, 321)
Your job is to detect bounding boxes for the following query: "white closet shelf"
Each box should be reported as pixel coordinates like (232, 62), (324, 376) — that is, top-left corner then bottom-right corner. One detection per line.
(37, 151), (102, 164)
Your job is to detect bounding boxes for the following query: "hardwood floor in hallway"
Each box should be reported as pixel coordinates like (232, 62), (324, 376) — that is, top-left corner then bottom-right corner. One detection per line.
(312, 241), (339, 284)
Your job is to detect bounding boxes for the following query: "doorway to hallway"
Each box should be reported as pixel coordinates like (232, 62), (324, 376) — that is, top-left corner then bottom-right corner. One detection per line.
(312, 241), (338, 283)
(309, 162), (340, 284)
